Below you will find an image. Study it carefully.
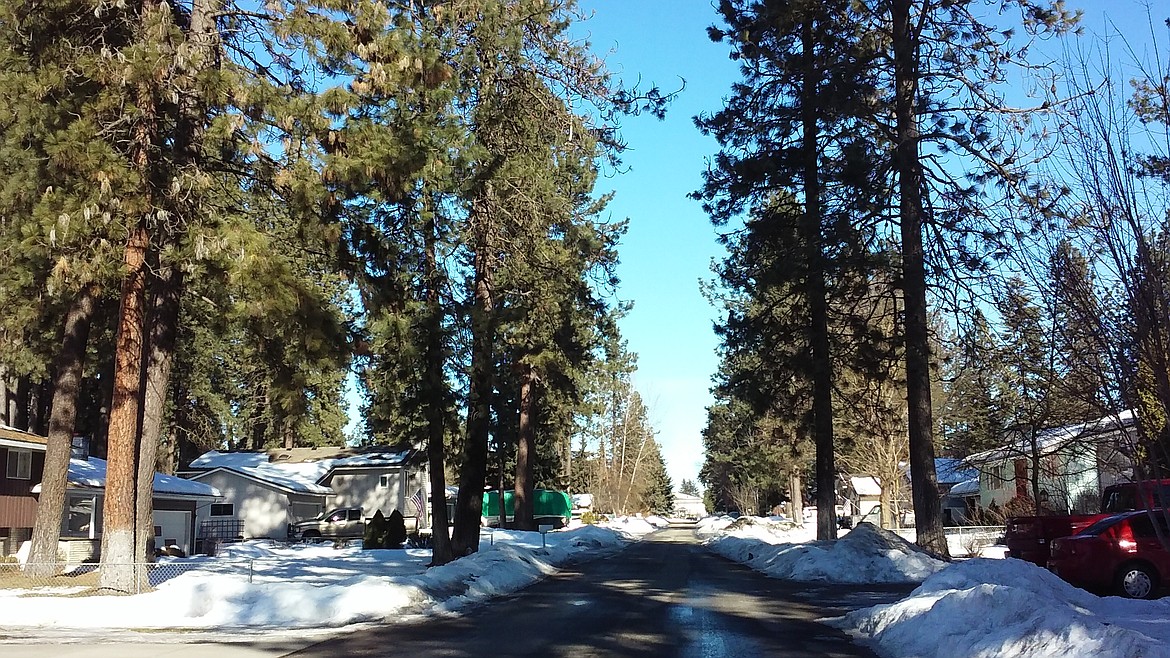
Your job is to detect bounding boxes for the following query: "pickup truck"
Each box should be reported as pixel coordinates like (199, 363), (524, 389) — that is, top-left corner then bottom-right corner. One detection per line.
(289, 507), (419, 541)
(1006, 480), (1170, 566)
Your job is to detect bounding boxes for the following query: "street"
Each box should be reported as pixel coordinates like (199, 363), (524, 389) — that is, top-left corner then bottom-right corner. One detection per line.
(2, 527), (914, 657)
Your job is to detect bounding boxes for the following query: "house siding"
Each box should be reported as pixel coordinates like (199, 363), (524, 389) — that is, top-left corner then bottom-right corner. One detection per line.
(1, 444), (45, 555)
(192, 470), (323, 540)
(328, 469), (403, 516)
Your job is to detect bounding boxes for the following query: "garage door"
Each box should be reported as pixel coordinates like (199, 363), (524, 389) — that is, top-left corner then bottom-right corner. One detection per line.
(154, 510), (192, 555)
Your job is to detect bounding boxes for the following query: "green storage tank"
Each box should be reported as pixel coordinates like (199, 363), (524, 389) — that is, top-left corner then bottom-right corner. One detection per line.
(482, 489), (571, 528)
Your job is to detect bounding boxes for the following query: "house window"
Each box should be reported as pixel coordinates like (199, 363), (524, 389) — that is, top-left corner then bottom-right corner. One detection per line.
(989, 465), (1006, 489)
(6, 449), (32, 480)
(66, 495), (96, 539)
(210, 503), (234, 517)
(379, 474), (390, 488)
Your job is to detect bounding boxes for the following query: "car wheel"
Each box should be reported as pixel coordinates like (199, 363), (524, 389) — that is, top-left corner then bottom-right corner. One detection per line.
(302, 530), (321, 542)
(1116, 562), (1159, 599)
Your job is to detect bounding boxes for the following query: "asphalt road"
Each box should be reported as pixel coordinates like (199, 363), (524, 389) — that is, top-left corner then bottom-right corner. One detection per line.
(289, 526), (912, 658)
(2, 526), (914, 657)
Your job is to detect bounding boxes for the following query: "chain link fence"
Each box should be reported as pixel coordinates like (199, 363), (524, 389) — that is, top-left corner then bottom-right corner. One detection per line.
(0, 559), (258, 595)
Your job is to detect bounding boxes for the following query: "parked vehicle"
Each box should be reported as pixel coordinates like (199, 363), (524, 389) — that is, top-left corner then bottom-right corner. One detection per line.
(482, 489), (572, 529)
(289, 507), (365, 540)
(289, 507), (422, 541)
(1005, 480), (1170, 566)
(1048, 510), (1170, 599)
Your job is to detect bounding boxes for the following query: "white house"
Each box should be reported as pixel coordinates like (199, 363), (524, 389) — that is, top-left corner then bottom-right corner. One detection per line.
(672, 492), (707, 518)
(963, 411), (1137, 514)
(184, 445), (428, 544)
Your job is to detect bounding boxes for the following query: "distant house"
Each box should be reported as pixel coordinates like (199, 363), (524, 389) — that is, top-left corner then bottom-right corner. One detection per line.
(963, 411), (1137, 514)
(1, 425), (47, 556)
(672, 492), (707, 518)
(183, 445), (428, 543)
(936, 458), (979, 526)
(843, 476), (883, 519)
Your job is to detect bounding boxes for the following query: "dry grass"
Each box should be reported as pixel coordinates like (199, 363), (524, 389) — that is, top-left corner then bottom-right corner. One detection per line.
(0, 565), (102, 593)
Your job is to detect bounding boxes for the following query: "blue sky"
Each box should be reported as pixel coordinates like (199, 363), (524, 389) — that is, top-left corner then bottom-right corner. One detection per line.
(571, 0), (1166, 488)
(574, 1), (740, 486)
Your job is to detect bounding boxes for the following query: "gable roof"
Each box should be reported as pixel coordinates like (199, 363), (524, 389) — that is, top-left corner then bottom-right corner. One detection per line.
(936, 458), (977, 484)
(33, 457), (219, 498)
(948, 477), (980, 497)
(188, 465), (332, 495)
(187, 445), (418, 494)
(963, 411), (1138, 466)
(0, 425), (48, 450)
(851, 476), (883, 497)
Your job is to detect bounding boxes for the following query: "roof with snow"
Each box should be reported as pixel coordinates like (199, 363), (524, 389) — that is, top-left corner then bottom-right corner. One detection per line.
(851, 476), (883, 497)
(948, 477), (980, 497)
(0, 424), (47, 449)
(964, 411), (1138, 466)
(935, 458), (977, 485)
(33, 457), (219, 498)
(187, 446), (419, 495)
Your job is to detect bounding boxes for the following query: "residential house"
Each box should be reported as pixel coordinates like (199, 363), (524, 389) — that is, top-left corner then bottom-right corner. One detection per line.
(842, 458), (975, 526)
(963, 411), (1137, 515)
(35, 453), (220, 561)
(843, 476), (883, 519)
(936, 458), (979, 526)
(3, 425), (219, 560)
(183, 445), (428, 544)
(672, 492), (707, 519)
(1, 424), (47, 555)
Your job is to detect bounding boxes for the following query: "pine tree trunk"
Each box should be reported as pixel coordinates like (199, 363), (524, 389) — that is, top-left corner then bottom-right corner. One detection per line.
(452, 192), (495, 556)
(423, 202), (453, 567)
(0, 368), (10, 427)
(99, 220), (150, 592)
(251, 387), (269, 451)
(789, 470), (803, 522)
(27, 285), (97, 575)
(135, 264), (182, 561)
(800, 16), (838, 542)
(892, 0), (948, 557)
(14, 375), (30, 430)
(101, 0), (161, 587)
(513, 365), (536, 531)
(29, 379), (50, 436)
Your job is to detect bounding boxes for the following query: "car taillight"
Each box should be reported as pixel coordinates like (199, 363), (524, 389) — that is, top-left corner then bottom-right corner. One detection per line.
(1118, 522), (1137, 551)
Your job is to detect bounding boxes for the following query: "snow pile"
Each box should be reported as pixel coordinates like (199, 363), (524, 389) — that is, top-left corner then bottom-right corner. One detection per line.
(598, 516), (663, 536)
(0, 525), (634, 630)
(832, 558), (1170, 657)
(694, 514), (738, 538)
(644, 515), (671, 528)
(705, 521), (946, 584)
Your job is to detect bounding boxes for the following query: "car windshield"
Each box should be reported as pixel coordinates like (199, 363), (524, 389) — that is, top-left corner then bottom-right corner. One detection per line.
(1078, 513), (1128, 536)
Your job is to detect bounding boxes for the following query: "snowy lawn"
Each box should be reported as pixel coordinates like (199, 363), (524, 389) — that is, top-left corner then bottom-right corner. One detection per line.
(700, 516), (1170, 657)
(1, 521), (654, 631)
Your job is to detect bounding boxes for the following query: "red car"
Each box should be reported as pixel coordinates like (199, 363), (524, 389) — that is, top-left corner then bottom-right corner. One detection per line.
(1048, 510), (1170, 599)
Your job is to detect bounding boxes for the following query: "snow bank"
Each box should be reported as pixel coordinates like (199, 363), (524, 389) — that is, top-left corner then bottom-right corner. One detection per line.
(597, 516), (663, 536)
(0, 525), (634, 630)
(832, 558), (1170, 657)
(705, 521), (946, 584)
